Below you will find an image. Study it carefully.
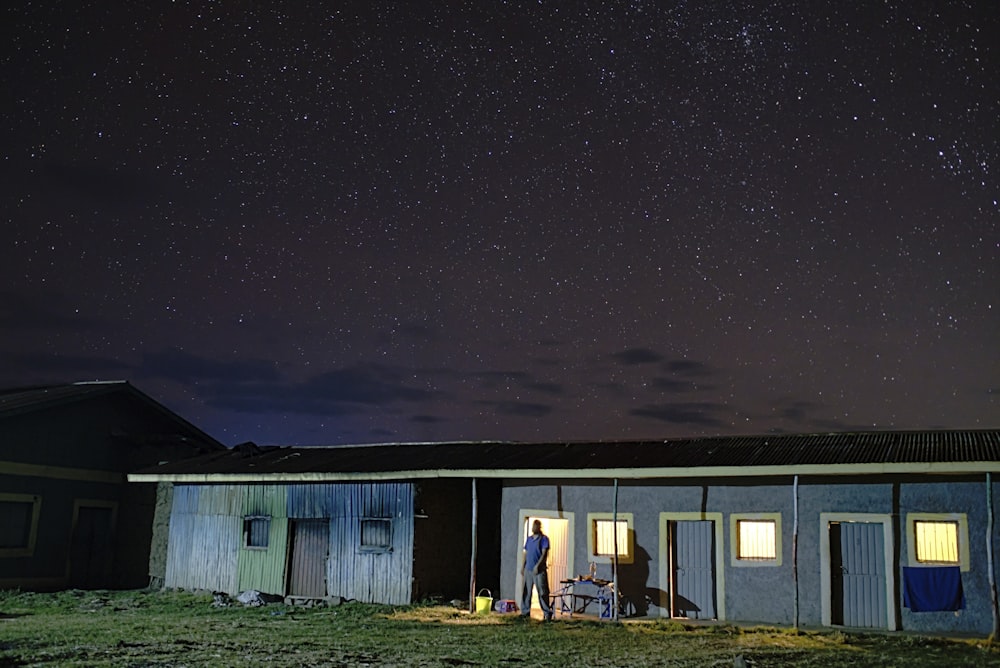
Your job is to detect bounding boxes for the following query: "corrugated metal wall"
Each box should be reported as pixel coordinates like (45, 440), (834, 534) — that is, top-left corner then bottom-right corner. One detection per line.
(326, 483), (414, 605)
(165, 485), (241, 592)
(164, 482), (414, 604)
(237, 485), (289, 596)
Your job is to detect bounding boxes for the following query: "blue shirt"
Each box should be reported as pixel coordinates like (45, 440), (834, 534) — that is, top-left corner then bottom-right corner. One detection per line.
(524, 533), (550, 572)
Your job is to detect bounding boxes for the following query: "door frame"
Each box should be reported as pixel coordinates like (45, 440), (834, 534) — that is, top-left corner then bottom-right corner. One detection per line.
(515, 509), (574, 611)
(658, 512), (725, 620)
(819, 512), (897, 630)
(67, 499), (118, 586)
(285, 518), (330, 598)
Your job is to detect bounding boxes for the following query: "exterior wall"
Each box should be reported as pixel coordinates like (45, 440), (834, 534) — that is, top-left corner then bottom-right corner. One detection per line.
(164, 482), (416, 604)
(500, 475), (1000, 635)
(410, 478), (501, 602)
(0, 394), (214, 590)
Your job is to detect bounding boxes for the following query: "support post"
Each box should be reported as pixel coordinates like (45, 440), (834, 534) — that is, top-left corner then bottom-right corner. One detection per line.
(613, 478), (619, 622)
(988, 473), (999, 639)
(792, 475), (799, 629)
(469, 478), (478, 614)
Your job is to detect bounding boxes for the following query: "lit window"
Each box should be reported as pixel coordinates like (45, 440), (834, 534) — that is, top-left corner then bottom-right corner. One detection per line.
(586, 513), (633, 563)
(906, 513), (969, 571)
(915, 520), (959, 564)
(360, 518), (392, 552)
(0, 494), (41, 556)
(244, 516), (270, 549)
(593, 519), (629, 558)
(737, 520), (777, 560)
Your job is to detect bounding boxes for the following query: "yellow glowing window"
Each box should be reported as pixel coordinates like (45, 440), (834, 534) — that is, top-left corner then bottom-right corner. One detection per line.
(915, 520), (959, 564)
(593, 519), (629, 558)
(736, 520), (776, 560)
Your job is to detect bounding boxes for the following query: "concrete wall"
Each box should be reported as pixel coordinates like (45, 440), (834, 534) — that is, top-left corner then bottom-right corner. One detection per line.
(500, 475), (1000, 636)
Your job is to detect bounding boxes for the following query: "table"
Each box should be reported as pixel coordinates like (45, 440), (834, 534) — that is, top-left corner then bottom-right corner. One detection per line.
(554, 577), (615, 618)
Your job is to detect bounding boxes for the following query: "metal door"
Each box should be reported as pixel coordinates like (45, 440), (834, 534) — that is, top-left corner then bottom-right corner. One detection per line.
(830, 521), (886, 628)
(288, 519), (329, 597)
(70, 506), (114, 588)
(672, 520), (716, 619)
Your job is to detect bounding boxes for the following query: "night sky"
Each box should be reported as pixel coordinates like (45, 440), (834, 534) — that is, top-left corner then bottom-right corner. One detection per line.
(3, 2), (997, 446)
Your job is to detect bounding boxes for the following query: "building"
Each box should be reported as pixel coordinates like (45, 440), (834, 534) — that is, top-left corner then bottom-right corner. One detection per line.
(0, 381), (224, 590)
(130, 429), (1000, 635)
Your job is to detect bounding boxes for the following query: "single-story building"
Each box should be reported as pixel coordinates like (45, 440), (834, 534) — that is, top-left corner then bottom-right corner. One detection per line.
(0, 381), (224, 590)
(129, 429), (1000, 635)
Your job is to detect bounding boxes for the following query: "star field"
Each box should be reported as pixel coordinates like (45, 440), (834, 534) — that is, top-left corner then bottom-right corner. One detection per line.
(2, 2), (997, 445)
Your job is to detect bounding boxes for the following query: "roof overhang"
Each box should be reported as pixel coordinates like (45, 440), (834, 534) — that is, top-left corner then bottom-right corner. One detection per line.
(128, 460), (1000, 483)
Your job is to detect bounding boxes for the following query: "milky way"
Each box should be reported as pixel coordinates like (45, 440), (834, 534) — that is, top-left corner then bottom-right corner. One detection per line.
(2, 2), (997, 445)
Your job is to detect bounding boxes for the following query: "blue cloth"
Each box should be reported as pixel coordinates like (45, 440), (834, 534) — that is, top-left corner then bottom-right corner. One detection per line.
(903, 566), (965, 612)
(523, 533), (550, 572)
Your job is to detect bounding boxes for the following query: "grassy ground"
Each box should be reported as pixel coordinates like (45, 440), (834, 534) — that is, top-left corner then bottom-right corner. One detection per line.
(0, 589), (998, 667)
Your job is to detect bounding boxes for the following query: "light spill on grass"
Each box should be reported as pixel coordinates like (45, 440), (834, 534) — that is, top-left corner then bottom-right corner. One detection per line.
(1, 590), (998, 667)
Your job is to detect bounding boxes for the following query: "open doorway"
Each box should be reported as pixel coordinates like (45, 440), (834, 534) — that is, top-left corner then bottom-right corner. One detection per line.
(517, 511), (573, 613)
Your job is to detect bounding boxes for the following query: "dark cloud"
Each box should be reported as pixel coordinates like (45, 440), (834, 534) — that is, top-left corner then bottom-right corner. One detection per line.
(204, 364), (438, 417)
(649, 377), (700, 393)
(138, 348), (280, 383)
(472, 370), (563, 396)
(630, 402), (726, 427)
(411, 414), (447, 424)
(613, 348), (663, 365)
(776, 400), (825, 423)
(474, 371), (531, 388)
(525, 381), (564, 395)
(665, 360), (713, 377)
(480, 400), (554, 418)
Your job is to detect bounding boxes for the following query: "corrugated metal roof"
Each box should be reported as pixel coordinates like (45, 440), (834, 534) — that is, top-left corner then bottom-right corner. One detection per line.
(0, 380), (225, 449)
(0, 381), (128, 415)
(131, 429), (1000, 481)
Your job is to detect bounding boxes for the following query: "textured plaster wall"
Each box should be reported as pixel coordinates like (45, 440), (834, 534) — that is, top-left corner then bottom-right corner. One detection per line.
(500, 475), (1000, 636)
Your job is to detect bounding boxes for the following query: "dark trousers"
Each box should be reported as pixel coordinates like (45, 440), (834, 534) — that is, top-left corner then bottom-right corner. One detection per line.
(521, 570), (553, 619)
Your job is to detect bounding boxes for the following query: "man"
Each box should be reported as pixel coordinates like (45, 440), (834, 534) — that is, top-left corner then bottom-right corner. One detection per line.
(521, 519), (554, 620)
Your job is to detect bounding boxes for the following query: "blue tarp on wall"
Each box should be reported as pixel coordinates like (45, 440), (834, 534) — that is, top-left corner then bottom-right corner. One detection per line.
(903, 566), (965, 612)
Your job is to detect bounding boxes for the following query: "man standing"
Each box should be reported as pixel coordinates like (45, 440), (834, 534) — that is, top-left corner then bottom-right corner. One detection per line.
(521, 519), (553, 620)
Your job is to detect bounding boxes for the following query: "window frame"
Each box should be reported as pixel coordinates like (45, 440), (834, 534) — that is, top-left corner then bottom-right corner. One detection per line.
(243, 515), (271, 550)
(359, 517), (393, 553)
(906, 512), (969, 571)
(586, 512), (633, 564)
(729, 513), (782, 567)
(0, 493), (42, 557)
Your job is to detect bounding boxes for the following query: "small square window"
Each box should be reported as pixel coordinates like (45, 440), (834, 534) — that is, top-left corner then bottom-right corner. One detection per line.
(360, 518), (392, 552)
(736, 520), (777, 561)
(244, 516), (270, 549)
(906, 513), (969, 571)
(915, 520), (959, 564)
(0, 494), (41, 556)
(593, 519), (629, 558)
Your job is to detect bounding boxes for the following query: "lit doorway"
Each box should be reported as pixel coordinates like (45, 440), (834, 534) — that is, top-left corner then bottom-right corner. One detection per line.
(517, 512), (572, 613)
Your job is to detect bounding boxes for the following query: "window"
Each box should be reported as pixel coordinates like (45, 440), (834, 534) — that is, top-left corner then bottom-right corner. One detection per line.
(915, 521), (958, 564)
(360, 518), (392, 552)
(586, 512), (633, 563)
(0, 494), (41, 557)
(730, 513), (782, 567)
(243, 516), (270, 549)
(737, 520), (776, 560)
(906, 513), (969, 571)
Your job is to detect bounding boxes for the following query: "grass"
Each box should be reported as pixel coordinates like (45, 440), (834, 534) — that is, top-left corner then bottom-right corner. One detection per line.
(0, 589), (998, 666)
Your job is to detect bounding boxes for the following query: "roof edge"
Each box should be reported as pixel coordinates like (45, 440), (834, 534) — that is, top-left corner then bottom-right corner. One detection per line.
(128, 460), (1000, 483)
